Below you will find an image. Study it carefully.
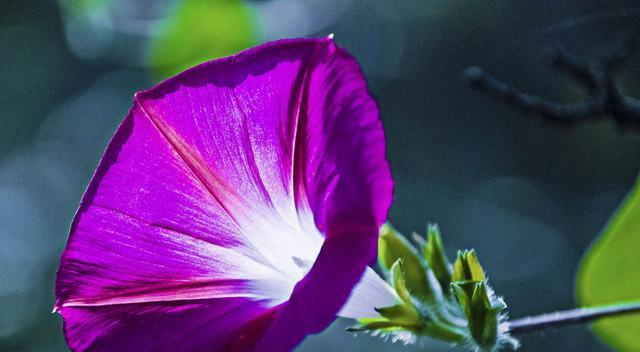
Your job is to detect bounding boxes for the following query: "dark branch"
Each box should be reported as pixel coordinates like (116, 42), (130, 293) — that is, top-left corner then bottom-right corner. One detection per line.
(464, 35), (640, 127)
(464, 66), (597, 122)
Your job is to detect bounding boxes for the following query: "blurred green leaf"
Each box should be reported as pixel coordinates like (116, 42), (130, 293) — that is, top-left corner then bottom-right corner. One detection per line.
(60, 0), (109, 18)
(148, 0), (258, 78)
(577, 176), (640, 351)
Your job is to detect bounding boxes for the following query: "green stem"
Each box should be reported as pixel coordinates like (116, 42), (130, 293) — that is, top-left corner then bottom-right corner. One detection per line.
(508, 301), (640, 334)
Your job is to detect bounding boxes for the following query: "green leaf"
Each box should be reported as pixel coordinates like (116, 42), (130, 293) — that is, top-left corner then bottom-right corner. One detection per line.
(577, 176), (640, 351)
(379, 224), (439, 301)
(147, 0), (258, 78)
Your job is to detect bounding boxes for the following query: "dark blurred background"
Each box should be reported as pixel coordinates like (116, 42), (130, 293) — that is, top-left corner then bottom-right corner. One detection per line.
(2, 0), (640, 351)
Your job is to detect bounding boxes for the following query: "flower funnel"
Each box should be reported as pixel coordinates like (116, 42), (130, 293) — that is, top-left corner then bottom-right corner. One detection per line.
(54, 37), (393, 352)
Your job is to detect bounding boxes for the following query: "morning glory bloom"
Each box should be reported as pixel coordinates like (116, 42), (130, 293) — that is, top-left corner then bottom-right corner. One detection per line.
(55, 37), (395, 351)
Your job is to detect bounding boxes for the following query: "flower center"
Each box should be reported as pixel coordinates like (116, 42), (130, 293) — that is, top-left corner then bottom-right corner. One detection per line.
(240, 207), (324, 305)
(291, 255), (313, 269)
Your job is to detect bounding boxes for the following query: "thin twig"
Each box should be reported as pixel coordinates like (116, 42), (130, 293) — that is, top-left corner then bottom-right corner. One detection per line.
(508, 301), (640, 334)
(464, 34), (640, 127)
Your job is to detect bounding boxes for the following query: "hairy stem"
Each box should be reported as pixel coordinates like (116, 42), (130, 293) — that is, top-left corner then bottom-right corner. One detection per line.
(508, 301), (640, 334)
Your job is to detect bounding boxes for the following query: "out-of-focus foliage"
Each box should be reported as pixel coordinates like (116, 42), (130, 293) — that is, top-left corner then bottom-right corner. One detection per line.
(577, 175), (640, 352)
(148, 0), (258, 78)
(60, 0), (108, 17)
(57, 0), (164, 63)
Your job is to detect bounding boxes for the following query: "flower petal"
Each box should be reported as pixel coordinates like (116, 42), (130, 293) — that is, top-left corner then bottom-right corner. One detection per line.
(56, 37), (392, 351)
(56, 105), (283, 311)
(61, 298), (270, 352)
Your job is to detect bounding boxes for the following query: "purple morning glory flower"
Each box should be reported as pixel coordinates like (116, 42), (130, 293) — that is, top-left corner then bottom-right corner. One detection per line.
(55, 37), (394, 351)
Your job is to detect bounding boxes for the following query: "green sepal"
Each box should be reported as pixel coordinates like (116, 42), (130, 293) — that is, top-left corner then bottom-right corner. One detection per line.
(388, 260), (469, 344)
(375, 304), (421, 326)
(453, 280), (506, 349)
(379, 224), (439, 302)
(390, 259), (412, 304)
(422, 224), (453, 293)
(347, 275), (423, 334)
(452, 281), (475, 319)
(452, 249), (485, 283)
(346, 318), (406, 332)
(419, 320), (469, 344)
(472, 282), (498, 347)
(375, 263), (423, 327)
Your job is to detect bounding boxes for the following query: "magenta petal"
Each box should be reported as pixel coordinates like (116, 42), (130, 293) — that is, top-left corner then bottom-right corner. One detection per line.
(61, 298), (270, 352)
(56, 37), (392, 351)
(56, 105), (275, 309)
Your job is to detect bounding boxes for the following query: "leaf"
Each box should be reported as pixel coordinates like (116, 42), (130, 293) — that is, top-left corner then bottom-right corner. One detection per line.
(577, 176), (640, 351)
(147, 0), (258, 78)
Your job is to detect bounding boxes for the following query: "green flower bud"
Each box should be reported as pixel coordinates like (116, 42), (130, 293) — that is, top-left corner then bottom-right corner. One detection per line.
(451, 250), (515, 350)
(452, 249), (485, 283)
(349, 224), (517, 351)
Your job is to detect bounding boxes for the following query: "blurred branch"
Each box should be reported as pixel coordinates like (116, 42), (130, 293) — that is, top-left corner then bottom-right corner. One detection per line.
(464, 35), (640, 127)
